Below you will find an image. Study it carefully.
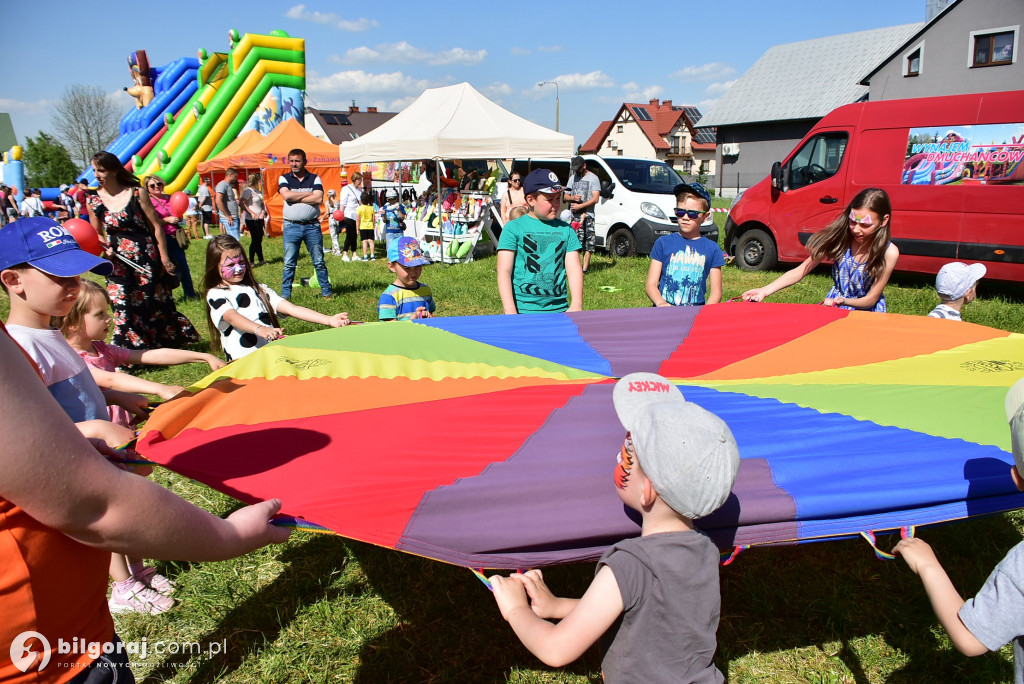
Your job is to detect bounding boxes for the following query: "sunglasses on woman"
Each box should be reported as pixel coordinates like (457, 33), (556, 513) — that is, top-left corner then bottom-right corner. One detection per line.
(510, 177), (521, 183)
(148, 183), (163, 189)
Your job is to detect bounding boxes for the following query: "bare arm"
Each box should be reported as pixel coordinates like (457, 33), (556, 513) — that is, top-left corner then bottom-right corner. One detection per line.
(894, 538), (989, 656)
(829, 243), (900, 310)
(565, 251), (584, 312)
(0, 331), (289, 560)
(129, 348), (225, 370)
(87, 365), (181, 398)
(491, 565), (623, 667)
(138, 186), (175, 274)
(277, 299), (349, 328)
(574, 189), (600, 212)
(497, 250), (518, 314)
(742, 255), (822, 301)
(221, 308), (283, 341)
(646, 259), (668, 306)
(707, 267), (723, 304)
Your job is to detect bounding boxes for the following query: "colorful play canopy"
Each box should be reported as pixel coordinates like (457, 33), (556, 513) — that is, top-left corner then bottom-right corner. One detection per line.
(138, 304), (1024, 569)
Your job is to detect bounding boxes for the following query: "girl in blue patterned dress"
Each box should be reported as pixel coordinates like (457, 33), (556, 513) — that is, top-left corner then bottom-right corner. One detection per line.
(742, 188), (899, 312)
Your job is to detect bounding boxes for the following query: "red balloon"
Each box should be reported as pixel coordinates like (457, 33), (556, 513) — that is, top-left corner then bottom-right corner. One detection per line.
(332, 209), (345, 222)
(169, 191), (189, 218)
(64, 218), (102, 256)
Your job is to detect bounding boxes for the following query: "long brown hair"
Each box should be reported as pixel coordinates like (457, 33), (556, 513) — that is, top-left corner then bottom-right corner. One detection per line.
(91, 151), (139, 188)
(806, 188), (892, 279)
(202, 235), (279, 353)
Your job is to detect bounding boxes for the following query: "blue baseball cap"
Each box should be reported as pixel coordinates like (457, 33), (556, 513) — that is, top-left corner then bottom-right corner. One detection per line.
(673, 181), (711, 207)
(387, 236), (431, 267)
(0, 217), (112, 276)
(523, 168), (563, 195)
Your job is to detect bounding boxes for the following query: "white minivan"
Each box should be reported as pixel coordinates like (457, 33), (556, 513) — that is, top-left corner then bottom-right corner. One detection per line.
(497, 154), (717, 256)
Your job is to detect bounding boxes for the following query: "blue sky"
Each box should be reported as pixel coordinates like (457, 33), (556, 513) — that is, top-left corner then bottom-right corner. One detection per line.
(3, 1), (925, 149)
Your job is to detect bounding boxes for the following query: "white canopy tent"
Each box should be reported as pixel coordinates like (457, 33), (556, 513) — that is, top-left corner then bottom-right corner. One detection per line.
(338, 82), (575, 162)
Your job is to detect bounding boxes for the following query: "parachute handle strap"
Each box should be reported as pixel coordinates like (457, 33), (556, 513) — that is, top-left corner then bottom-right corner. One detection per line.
(860, 526), (916, 561)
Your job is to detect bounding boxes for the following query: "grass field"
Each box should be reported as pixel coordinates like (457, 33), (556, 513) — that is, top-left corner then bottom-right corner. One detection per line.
(5, 207), (1024, 683)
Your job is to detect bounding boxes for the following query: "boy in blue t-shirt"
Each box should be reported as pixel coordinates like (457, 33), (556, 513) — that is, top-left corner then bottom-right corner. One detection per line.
(645, 181), (724, 306)
(496, 168), (583, 314)
(382, 190), (406, 245)
(378, 236), (436, 321)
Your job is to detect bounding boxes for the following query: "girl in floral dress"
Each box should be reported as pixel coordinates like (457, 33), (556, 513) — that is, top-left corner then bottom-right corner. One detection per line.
(86, 151), (198, 349)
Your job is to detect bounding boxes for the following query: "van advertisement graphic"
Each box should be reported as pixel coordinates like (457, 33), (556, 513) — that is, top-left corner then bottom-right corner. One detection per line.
(903, 123), (1024, 186)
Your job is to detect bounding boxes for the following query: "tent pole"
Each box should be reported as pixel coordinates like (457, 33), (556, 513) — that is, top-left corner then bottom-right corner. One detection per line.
(436, 158), (444, 267)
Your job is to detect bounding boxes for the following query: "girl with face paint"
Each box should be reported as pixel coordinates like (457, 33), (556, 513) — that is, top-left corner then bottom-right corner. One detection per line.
(202, 236), (352, 361)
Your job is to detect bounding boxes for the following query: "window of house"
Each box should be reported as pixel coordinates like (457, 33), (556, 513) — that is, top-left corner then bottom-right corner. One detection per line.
(906, 48), (921, 76)
(616, 124), (624, 133)
(617, 149), (623, 156)
(607, 139), (613, 148)
(683, 160), (692, 174)
(670, 137), (680, 155)
(970, 27), (1017, 67)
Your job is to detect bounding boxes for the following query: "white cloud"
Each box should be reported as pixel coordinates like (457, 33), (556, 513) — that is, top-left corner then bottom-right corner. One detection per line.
(704, 80), (737, 96)
(285, 5), (377, 31)
(698, 97), (721, 112)
(551, 71), (615, 90)
(510, 47), (531, 56)
(388, 96), (418, 110)
(483, 82), (513, 104)
(0, 98), (51, 115)
(306, 69), (444, 97)
(336, 41), (486, 66)
(537, 45), (563, 53)
(669, 62), (737, 82)
(623, 82), (664, 101)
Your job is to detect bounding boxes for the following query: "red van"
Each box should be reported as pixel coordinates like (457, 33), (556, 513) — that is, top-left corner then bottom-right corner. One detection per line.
(725, 90), (1024, 281)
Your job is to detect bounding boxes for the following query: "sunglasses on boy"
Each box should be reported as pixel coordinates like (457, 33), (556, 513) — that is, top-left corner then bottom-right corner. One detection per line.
(674, 208), (706, 220)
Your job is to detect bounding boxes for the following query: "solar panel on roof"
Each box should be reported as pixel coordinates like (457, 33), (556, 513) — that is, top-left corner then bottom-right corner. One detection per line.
(322, 113), (352, 126)
(632, 106), (652, 121)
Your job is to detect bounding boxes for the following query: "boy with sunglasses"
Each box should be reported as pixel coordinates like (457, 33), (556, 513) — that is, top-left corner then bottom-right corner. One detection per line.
(645, 182), (723, 307)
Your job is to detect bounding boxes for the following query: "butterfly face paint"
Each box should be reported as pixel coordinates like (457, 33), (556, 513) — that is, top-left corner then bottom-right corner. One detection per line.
(848, 210), (874, 228)
(220, 256), (246, 281)
(614, 433), (636, 490)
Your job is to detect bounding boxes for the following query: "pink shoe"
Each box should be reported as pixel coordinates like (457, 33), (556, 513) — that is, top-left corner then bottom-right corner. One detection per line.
(108, 579), (175, 615)
(134, 566), (176, 596)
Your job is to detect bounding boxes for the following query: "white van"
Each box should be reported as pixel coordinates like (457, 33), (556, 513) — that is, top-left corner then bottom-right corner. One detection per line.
(497, 154), (717, 256)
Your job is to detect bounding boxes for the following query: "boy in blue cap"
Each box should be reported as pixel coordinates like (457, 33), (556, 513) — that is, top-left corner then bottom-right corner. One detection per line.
(378, 236), (436, 321)
(0, 217), (145, 438)
(497, 168), (583, 314)
(646, 181), (723, 307)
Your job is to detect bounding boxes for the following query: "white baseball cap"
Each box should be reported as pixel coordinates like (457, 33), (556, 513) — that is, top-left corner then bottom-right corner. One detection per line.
(612, 373), (739, 519)
(936, 262), (986, 300)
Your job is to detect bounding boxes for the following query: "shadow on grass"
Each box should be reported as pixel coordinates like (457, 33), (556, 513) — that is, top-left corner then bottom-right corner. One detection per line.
(718, 513), (1021, 681)
(348, 542), (603, 683)
(139, 535), (351, 684)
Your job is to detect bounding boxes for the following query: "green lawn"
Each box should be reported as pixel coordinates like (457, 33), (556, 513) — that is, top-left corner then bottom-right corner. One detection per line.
(5, 211), (1024, 682)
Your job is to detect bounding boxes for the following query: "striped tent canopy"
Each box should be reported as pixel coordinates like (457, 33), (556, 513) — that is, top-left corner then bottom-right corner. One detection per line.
(138, 304), (1024, 569)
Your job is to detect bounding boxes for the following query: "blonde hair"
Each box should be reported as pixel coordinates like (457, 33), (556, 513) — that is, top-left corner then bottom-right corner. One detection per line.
(508, 205), (529, 221)
(56, 280), (109, 335)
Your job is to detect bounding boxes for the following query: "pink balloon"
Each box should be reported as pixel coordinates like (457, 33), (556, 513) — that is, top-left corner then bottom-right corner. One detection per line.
(64, 218), (102, 256)
(169, 191), (189, 218)
(332, 209), (345, 222)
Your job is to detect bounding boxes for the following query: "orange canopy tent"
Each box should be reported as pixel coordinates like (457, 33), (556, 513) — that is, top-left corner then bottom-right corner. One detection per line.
(196, 119), (342, 236)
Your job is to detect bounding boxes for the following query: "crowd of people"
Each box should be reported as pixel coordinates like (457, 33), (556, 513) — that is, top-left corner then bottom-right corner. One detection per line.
(0, 146), (1011, 683)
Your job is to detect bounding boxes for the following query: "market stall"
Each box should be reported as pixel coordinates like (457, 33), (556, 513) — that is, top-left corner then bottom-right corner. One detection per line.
(338, 82), (574, 262)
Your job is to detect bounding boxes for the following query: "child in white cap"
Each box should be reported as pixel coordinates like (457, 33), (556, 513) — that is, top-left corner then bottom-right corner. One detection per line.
(929, 262), (986, 321)
(894, 377), (1024, 679)
(490, 372), (740, 682)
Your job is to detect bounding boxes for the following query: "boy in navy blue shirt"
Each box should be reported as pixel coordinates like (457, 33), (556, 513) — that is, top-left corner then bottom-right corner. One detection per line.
(645, 182), (723, 307)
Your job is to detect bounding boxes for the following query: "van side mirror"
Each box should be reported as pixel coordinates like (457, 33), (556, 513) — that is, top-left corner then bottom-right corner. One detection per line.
(600, 180), (615, 199)
(771, 162), (784, 191)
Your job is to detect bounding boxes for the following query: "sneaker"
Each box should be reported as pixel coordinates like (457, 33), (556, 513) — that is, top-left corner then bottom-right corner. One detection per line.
(342, 254), (351, 262)
(362, 255), (371, 261)
(109, 579), (175, 615)
(134, 566), (176, 596)
(332, 250), (341, 256)
(203, 235), (214, 240)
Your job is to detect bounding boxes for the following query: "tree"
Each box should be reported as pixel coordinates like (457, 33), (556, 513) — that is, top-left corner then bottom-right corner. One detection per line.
(51, 85), (120, 169)
(24, 132), (79, 188)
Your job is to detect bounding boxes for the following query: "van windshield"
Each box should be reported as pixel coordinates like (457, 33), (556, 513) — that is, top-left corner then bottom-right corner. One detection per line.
(604, 159), (683, 194)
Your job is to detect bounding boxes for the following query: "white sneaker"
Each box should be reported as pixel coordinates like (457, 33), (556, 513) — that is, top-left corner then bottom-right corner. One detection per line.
(203, 235), (214, 240)
(342, 254), (351, 262)
(134, 566), (176, 596)
(332, 250), (341, 256)
(109, 579), (175, 615)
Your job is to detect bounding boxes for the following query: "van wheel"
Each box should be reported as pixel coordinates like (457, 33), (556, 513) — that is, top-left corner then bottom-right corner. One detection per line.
(736, 229), (777, 271)
(608, 228), (637, 258)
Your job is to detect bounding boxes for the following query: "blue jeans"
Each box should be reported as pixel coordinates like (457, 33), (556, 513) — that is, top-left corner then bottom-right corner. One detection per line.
(220, 216), (240, 239)
(282, 220), (331, 297)
(166, 235), (196, 298)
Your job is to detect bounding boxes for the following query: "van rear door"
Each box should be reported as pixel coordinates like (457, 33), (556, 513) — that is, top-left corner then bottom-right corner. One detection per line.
(771, 130), (852, 260)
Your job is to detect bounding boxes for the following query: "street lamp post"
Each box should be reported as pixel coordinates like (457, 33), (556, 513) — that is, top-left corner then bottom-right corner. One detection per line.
(537, 81), (559, 132)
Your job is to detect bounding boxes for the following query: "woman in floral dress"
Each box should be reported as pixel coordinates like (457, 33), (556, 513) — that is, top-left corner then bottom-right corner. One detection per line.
(86, 152), (198, 349)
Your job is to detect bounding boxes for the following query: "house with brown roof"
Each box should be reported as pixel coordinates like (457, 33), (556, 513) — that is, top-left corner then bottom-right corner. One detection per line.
(580, 99), (716, 180)
(304, 105), (398, 145)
